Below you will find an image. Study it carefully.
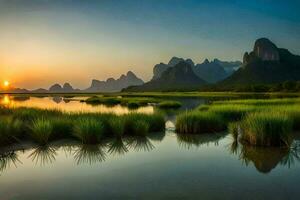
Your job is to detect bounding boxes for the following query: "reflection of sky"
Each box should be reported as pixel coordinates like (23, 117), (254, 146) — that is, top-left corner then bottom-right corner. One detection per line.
(0, 95), (153, 114)
(0, 0), (300, 89)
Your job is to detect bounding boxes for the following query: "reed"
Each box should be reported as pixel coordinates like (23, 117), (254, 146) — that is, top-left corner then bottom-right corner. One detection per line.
(30, 118), (53, 145)
(175, 111), (226, 134)
(108, 117), (125, 137)
(240, 112), (293, 147)
(73, 117), (105, 144)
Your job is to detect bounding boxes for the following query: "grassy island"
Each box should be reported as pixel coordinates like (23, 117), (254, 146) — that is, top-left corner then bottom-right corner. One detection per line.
(0, 106), (165, 146)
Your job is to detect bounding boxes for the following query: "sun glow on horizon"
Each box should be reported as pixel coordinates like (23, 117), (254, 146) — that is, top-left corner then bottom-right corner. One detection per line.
(4, 80), (9, 87)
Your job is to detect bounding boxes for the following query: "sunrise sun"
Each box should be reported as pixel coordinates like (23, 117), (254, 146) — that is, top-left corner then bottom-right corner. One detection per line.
(3, 81), (10, 87)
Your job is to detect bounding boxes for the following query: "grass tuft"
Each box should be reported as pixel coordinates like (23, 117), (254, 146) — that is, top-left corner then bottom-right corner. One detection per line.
(73, 117), (105, 144)
(240, 112), (293, 147)
(30, 118), (53, 145)
(175, 111), (226, 134)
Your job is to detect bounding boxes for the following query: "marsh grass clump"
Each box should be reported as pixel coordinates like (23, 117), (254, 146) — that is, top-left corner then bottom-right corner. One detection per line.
(143, 113), (165, 132)
(127, 101), (140, 109)
(228, 122), (240, 141)
(175, 111), (226, 134)
(197, 105), (210, 111)
(108, 117), (125, 137)
(0, 117), (23, 145)
(123, 113), (165, 134)
(0, 106), (12, 115)
(51, 117), (73, 139)
(85, 96), (121, 105)
(283, 107), (300, 130)
(240, 112), (293, 147)
(30, 118), (53, 145)
(158, 101), (182, 109)
(84, 96), (101, 104)
(73, 117), (105, 144)
(209, 104), (256, 121)
(132, 121), (149, 135)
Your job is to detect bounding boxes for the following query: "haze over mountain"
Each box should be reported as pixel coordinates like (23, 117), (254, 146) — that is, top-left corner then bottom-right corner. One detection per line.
(1, 71), (144, 93)
(85, 71), (144, 92)
(222, 38), (300, 85)
(124, 61), (206, 92)
(48, 83), (79, 93)
(152, 56), (241, 83)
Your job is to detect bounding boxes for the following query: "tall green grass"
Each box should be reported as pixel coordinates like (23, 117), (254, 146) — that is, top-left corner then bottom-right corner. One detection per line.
(30, 118), (53, 145)
(0, 117), (23, 145)
(108, 117), (125, 137)
(73, 117), (105, 144)
(207, 104), (256, 121)
(240, 112), (293, 147)
(175, 111), (226, 134)
(0, 106), (165, 146)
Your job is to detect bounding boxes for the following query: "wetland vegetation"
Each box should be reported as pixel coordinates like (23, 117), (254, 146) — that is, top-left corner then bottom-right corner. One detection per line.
(175, 97), (300, 147)
(0, 105), (165, 146)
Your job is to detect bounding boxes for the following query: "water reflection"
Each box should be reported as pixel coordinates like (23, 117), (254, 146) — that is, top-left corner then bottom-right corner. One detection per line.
(107, 138), (128, 156)
(28, 145), (58, 166)
(125, 136), (155, 152)
(52, 97), (63, 104)
(147, 131), (166, 142)
(229, 138), (300, 173)
(176, 133), (226, 149)
(12, 96), (30, 102)
(73, 144), (107, 165)
(1, 95), (11, 106)
(0, 95), (154, 114)
(0, 150), (21, 174)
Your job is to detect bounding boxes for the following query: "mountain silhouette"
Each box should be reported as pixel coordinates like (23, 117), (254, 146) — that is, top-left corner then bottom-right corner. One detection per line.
(152, 57), (240, 83)
(86, 71), (144, 92)
(222, 38), (300, 85)
(124, 61), (206, 92)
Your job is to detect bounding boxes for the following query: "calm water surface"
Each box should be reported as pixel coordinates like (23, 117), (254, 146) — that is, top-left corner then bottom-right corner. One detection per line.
(1, 95), (300, 199)
(0, 95), (154, 114)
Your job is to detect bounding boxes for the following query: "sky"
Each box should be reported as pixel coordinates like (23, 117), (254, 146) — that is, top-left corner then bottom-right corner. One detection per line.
(0, 0), (299, 89)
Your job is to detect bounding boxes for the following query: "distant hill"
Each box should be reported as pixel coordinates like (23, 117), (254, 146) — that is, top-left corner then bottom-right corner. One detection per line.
(48, 83), (79, 93)
(151, 56), (241, 83)
(123, 61), (206, 92)
(193, 59), (228, 83)
(1, 72), (143, 93)
(85, 71), (144, 92)
(222, 38), (300, 85)
(152, 57), (194, 80)
(212, 59), (242, 75)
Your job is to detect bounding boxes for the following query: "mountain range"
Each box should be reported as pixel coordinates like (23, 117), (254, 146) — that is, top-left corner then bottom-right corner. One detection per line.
(152, 56), (241, 83)
(2, 71), (144, 93)
(2, 37), (298, 93)
(222, 38), (300, 85)
(125, 61), (206, 92)
(123, 57), (241, 91)
(85, 71), (144, 92)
